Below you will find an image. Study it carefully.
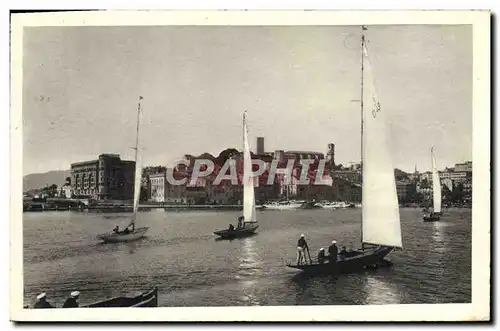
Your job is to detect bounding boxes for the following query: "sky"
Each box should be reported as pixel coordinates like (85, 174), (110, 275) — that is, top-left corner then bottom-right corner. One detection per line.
(22, 25), (472, 175)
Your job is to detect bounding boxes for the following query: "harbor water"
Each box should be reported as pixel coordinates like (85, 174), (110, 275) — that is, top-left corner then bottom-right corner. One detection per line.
(23, 208), (471, 307)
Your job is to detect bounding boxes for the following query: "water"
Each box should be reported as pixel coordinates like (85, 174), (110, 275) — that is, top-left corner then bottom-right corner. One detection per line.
(23, 208), (471, 307)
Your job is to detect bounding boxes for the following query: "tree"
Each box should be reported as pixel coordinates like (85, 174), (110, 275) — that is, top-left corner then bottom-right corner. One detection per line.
(215, 148), (239, 166)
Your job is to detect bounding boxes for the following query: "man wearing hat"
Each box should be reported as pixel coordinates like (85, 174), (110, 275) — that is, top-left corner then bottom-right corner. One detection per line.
(34, 292), (54, 309)
(62, 291), (80, 308)
(328, 240), (339, 264)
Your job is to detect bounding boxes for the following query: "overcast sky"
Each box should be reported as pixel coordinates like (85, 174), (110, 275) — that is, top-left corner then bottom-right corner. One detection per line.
(22, 25), (471, 175)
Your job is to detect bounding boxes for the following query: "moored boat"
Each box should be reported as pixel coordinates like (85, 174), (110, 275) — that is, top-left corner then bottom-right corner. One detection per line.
(85, 287), (158, 307)
(287, 27), (403, 275)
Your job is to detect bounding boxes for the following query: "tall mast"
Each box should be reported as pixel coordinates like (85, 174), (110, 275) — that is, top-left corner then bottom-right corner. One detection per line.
(360, 26), (366, 246)
(131, 96), (143, 224)
(134, 97), (142, 166)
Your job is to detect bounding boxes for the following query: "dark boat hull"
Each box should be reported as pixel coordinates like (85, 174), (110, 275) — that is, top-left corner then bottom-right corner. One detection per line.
(214, 224), (259, 239)
(85, 287), (158, 307)
(286, 246), (394, 275)
(422, 215), (440, 222)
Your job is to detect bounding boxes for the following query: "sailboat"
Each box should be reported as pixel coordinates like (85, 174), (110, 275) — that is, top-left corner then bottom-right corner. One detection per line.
(423, 147), (442, 222)
(214, 112), (259, 239)
(287, 26), (402, 275)
(96, 96), (149, 243)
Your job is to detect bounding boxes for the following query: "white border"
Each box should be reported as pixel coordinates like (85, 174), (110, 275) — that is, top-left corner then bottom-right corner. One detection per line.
(10, 10), (491, 322)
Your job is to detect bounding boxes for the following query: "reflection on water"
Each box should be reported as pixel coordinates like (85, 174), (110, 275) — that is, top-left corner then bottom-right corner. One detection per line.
(363, 274), (401, 305)
(236, 237), (262, 306)
(23, 208), (472, 306)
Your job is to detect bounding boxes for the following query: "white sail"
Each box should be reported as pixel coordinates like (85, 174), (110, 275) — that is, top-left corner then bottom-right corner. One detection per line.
(431, 148), (442, 213)
(130, 98), (143, 226)
(242, 113), (257, 224)
(361, 41), (403, 248)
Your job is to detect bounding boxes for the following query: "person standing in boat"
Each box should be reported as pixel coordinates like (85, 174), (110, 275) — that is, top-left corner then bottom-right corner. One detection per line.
(297, 234), (309, 264)
(328, 240), (338, 264)
(317, 248), (326, 264)
(62, 291), (80, 308)
(33, 293), (54, 309)
(237, 216), (244, 229)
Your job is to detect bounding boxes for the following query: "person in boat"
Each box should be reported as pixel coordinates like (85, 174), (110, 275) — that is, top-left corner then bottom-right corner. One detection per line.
(228, 224), (235, 231)
(123, 223), (135, 234)
(317, 248), (326, 264)
(113, 225), (119, 234)
(297, 234), (309, 265)
(328, 240), (338, 263)
(62, 291), (80, 308)
(339, 246), (347, 260)
(33, 293), (54, 309)
(237, 216), (244, 229)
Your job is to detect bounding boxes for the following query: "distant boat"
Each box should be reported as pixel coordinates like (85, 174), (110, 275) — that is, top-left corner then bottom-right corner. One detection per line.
(214, 112), (259, 239)
(97, 97), (149, 243)
(423, 147), (442, 222)
(262, 200), (304, 210)
(287, 27), (402, 275)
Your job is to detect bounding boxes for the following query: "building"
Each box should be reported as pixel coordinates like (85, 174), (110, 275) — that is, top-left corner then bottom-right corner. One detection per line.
(58, 184), (73, 199)
(326, 143), (336, 169)
(71, 154), (135, 200)
(331, 170), (361, 183)
(150, 171), (188, 204)
(396, 180), (415, 203)
(439, 170), (472, 183)
(256, 137), (265, 155)
(454, 161), (472, 172)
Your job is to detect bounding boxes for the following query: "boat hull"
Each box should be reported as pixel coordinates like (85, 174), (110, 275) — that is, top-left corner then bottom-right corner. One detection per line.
(85, 287), (158, 307)
(286, 246), (394, 275)
(214, 224), (259, 239)
(422, 215), (440, 222)
(97, 227), (149, 243)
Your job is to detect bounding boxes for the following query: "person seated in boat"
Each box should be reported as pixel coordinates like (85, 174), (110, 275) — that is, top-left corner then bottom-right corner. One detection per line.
(328, 240), (338, 263)
(317, 248), (326, 264)
(237, 216), (244, 229)
(113, 225), (119, 234)
(34, 293), (54, 309)
(122, 223), (135, 234)
(228, 224), (235, 231)
(62, 291), (80, 308)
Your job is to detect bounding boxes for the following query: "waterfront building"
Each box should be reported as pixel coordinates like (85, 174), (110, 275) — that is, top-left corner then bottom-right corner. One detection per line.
(70, 154), (135, 200)
(454, 161), (472, 172)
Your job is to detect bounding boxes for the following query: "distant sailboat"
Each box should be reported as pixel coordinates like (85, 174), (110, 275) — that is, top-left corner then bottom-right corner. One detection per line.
(423, 147), (442, 222)
(287, 26), (402, 275)
(97, 97), (149, 243)
(214, 112), (259, 239)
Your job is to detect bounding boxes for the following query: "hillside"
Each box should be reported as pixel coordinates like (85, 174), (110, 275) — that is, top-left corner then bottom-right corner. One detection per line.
(23, 170), (70, 191)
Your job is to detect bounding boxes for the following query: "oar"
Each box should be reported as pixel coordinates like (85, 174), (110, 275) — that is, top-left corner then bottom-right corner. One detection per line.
(306, 247), (312, 264)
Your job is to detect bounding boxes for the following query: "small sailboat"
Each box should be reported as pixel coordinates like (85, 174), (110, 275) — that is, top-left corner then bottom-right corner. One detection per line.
(423, 147), (442, 222)
(287, 26), (402, 275)
(97, 96), (149, 243)
(214, 112), (259, 239)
